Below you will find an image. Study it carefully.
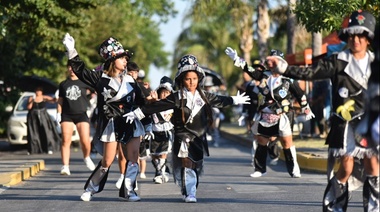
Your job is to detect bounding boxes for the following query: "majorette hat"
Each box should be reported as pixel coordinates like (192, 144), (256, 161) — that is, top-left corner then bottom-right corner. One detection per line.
(339, 10), (376, 42)
(98, 37), (132, 62)
(175, 54), (205, 87)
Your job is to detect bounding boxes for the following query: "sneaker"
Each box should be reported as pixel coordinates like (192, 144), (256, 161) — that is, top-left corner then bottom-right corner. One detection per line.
(60, 165), (71, 176)
(140, 173), (146, 179)
(84, 157), (96, 171)
(154, 176), (163, 184)
(250, 171), (266, 178)
(163, 175), (169, 183)
(115, 175), (124, 189)
(48, 150), (53, 155)
(120, 193), (141, 202)
(184, 195), (197, 203)
(292, 173), (302, 178)
(80, 191), (93, 201)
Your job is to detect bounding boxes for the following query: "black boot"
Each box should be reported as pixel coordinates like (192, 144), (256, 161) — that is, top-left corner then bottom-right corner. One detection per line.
(283, 146), (301, 178)
(363, 175), (379, 211)
(322, 176), (349, 212)
(251, 144), (268, 177)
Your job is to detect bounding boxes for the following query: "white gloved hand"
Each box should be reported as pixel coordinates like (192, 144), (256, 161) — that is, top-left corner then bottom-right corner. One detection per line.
(56, 113), (61, 124)
(123, 111), (137, 124)
(302, 105), (315, 121)
(231, 91), (251, 105)
(225, 47), (239, 61)
(225, 47), (246, 69)
(238, 115), (246, 127)
(62, 33), (78, 59)
(144, 131), (155, 141)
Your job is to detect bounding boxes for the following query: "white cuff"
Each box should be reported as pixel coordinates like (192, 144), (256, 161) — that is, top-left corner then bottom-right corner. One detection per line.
(66, 49), (78, 60)
(234, 58), (246, 69)
(134, 107), (145, 120)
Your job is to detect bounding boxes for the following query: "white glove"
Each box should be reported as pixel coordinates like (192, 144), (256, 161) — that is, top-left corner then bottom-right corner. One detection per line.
(56, 113), (61, 124)
(144, 131), (155, 141)
(231, 91), (251, 105)
(302, 105), (315, 121)
(62, 33), (78, 59)
(123, 111), (137, 124)
(225, 47), (238, 61)
(238, 115), (246, 127)
(225, 47), (246, 68)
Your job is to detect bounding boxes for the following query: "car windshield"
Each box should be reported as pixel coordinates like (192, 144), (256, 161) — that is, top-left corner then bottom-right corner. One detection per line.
(16, 95), (57, 111)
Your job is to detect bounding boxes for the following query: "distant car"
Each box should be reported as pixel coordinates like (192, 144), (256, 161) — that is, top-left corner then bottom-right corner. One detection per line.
(6, 92), (80, 146)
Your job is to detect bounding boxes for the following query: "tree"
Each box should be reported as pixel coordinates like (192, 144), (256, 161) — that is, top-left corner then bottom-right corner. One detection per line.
(293, 0), (380, 33)
(173, 0), (258, 91)
(286, 0), (297, 54)
(0, 0), (176, 86)
(257, 0), (270, 61)
(0, 0), (101, 86)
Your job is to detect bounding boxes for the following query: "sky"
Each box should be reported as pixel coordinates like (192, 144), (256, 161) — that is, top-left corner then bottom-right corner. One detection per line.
(147, 1), (189, 89)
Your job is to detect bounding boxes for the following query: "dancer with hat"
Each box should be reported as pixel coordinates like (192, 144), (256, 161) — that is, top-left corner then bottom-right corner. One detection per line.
(123, 54), (251, 203)
(225, 48), (314, 178)
(267, 10), (378, 211)
(62, 34), (148, 202)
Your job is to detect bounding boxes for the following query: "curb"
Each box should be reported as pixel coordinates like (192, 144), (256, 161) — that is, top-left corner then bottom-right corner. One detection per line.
(220, 131), (338, 174)
(0, 160), (45, 187)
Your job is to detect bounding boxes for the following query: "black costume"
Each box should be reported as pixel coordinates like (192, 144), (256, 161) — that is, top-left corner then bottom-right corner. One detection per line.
(27, 101), (60, 154)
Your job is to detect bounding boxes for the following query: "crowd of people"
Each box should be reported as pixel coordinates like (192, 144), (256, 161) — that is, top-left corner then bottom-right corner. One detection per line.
(23, 9), (378, 211)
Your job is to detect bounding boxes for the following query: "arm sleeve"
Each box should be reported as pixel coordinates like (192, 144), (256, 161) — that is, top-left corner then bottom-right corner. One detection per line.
(283, 55), (337, 80)
(68, 55), (101, 88)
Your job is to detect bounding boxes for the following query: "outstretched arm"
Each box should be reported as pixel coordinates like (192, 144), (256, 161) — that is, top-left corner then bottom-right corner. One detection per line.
(225, 47), (265, 81)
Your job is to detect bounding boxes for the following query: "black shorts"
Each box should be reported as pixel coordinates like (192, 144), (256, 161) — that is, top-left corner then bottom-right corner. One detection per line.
(61, 113), (89, 124)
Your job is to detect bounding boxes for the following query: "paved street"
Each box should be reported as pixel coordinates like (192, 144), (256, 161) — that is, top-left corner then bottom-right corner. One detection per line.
(0, 135), (364, 212)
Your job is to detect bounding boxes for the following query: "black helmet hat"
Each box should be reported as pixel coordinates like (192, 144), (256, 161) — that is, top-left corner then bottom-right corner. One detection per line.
(269, 49), (284, 59)
(339, 10), (376, 42)
(98, 37), (132, 62)
(174, 54), (205, 87)
(157, 76), (174, 93)
(252, 59), (267, 71)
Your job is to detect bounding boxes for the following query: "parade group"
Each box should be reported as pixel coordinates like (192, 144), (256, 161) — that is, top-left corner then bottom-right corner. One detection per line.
(26, 10), (378, 212)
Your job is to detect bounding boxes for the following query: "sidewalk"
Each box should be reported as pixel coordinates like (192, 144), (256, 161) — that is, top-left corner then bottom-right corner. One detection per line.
(0, 159), (45, 187)
(0, 123), (334, 187)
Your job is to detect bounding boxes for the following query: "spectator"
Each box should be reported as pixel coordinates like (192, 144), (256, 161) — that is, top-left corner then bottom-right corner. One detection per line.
(26, 86), (60, 154)
(57, 62), (96, 175)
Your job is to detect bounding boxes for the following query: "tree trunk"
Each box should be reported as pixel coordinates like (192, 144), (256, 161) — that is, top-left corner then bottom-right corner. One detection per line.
(239, 6), (254, 65)
(312, 32), (322, 57)
(286, 0), (297, 55)
(257, 0), (269, 62)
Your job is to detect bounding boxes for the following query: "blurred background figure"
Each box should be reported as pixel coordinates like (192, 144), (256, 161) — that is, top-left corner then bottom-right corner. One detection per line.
(26, 86), (60, 155)
(203, 75), (223, 147)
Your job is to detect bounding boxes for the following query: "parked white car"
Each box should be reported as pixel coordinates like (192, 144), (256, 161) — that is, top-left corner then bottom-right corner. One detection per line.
(6, 92), (80, 146)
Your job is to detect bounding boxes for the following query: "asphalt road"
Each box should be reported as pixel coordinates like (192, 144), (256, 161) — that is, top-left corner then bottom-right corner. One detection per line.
(0, 136), (364, 212)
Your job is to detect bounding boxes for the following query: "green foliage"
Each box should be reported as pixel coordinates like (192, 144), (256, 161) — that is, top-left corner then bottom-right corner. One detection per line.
(174, 0), (255, 92)
(293, 0), (380, 33)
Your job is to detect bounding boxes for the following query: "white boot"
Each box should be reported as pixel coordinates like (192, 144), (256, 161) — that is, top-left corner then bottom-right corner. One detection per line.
(120, 161), (140, 202)
(183, 168), (197, 203)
